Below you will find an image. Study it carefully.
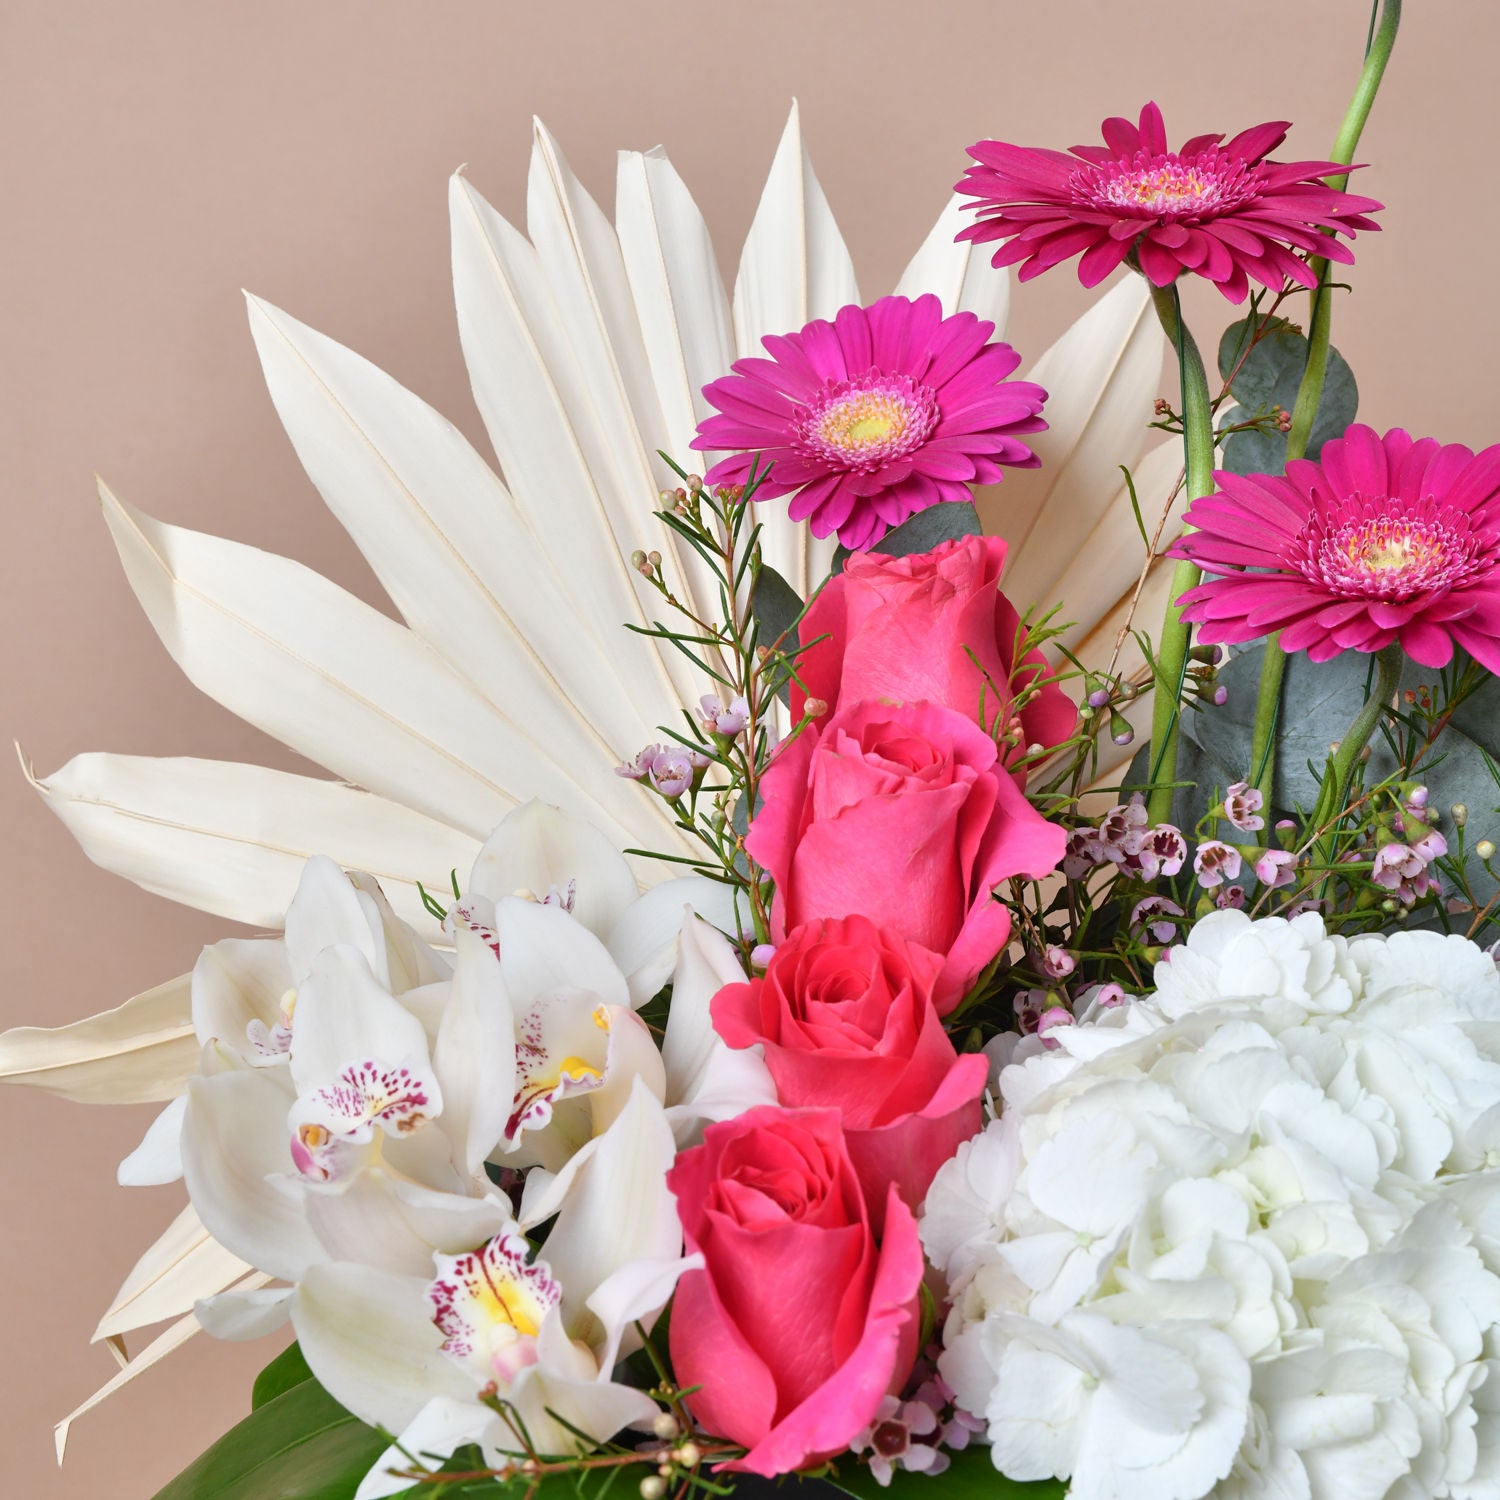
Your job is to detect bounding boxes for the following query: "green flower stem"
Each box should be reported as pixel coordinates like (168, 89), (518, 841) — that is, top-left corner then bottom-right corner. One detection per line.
(1315, 643), (1403, 875)
(1249, 0), (1403, 807)
(1146, 282), (1213, 825)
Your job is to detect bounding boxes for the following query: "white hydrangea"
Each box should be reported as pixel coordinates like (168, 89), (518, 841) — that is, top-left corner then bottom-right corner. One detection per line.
(923, 910), (1500, 1500)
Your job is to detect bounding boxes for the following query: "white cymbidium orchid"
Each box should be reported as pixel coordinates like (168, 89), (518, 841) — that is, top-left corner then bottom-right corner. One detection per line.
(658, 912), (777, 1147)
(293, 1078), (691, 1500)
(182, 930), (519, 1304)
(120, 855), (450, 1187)
(463, 798), (743, 1008)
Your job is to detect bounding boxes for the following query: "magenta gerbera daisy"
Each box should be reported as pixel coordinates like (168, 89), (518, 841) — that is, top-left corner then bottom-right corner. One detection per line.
(690, 293), (1047, 551)
(1168, 424), (1500, 670)
(957, 102), (1382, 303)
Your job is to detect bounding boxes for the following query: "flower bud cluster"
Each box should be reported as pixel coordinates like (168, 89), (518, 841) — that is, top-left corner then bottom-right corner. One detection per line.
(614, 742), (712, 799)
(1062, 793), (1186, 882)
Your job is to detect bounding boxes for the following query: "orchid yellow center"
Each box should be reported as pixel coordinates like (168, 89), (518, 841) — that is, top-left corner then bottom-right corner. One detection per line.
(469, 1269), (546, 1339)
(429, 1230), (563, 1387)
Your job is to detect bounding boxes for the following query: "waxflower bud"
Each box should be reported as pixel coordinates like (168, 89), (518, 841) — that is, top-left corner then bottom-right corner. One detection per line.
(630, 548), (648, 570)
(640, 1477), (667, 1500)
(1454, 804), (1470, 827)
(803, 697), (829, 719)
(652, 1412), (681, 1442)
(1109, 712), (1134, 746)
(675, 1443), (702, 1468)
(1479, 840), (1497, 862)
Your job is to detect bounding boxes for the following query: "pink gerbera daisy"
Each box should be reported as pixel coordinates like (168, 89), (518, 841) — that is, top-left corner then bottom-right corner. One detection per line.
(690, 293), (1047, 551)
(1169, 424), (1500, 670)
(957, 102), (1382, 302)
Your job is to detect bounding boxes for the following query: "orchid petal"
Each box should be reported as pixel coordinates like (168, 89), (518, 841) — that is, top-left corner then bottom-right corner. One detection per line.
(468, 800), (638, 941)
(118, 1095), (187, 1187)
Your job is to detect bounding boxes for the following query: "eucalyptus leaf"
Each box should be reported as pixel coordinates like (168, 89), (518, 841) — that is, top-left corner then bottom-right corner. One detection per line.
(151, 1375), (390, 1500)
(751, 564), (804, 655)
(833, 500), (982, 572)
(1124, 731), (1231, 835)
(1190, 645), (1366, 811)
(1216, 315), (1357, 474)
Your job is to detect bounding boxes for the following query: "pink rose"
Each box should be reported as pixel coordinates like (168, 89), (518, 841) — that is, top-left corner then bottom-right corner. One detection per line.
(711, 916), (987, 1229)
(668, 1106), (923, 1477)
(746, 698), (1067, 1012)
(792, 535), (1076, 767)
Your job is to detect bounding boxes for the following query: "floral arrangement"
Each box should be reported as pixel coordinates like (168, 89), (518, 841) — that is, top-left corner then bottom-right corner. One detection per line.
(12, 4), (1500, 1498)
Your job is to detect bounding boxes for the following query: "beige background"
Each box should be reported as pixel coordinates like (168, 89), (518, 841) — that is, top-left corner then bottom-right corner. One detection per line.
(2, 0), (1493, 1492)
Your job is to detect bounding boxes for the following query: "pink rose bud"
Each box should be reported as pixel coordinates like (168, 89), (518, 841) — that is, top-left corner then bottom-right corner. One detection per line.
(668, 1108), (924, 1477)
(746, 699), (1066, 1014)
(713, 917), (987, 1227)
(788, 536), (1077, 776)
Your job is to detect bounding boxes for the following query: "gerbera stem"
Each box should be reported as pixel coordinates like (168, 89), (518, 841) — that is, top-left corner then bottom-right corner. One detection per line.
(1286, 0), (1402, 457)
(1249, 0), (1403, 807)
(1145, 282), (1213, 825)
(1316, 643), (1403, 877)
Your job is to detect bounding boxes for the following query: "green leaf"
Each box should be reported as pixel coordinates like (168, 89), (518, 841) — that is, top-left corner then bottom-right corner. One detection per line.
(751, 565), (805, 656)
(1216, 315), (1357, 474)
(833, 500), (983, 573)
(151, 1374), (391, 1500)
(1123, 732), (1228, 835)
(824, 1444), (1065, 1500)
(252, 1340), (315, 1410)
(1188, 644), (1365, 811)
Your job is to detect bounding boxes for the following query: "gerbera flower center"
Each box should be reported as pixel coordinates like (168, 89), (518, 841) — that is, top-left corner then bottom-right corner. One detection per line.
(794, 373), (940, 474)
(1291, 496), (1486, 602)
(1073, 150), (1260, 222)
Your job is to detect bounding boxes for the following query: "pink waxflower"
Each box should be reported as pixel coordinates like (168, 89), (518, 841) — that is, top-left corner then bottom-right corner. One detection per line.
(853, 1395), (950, 1486)
(1255, 849), (1299, 889)
(1194, 840), (1243, 889)
(1171, 425), (1500, 670)
(1062, 829), (1106, 880)
(1129, 825), (1188, 880)
(1130, 895), (1184, 944)
(957, 102), (1381, 303)
(1097, 794), (1150, 855)
(1223, 781), (1266, 833)
(691, 294), (1047, 551)
(1041, 944), (1077, 980)
(1371, 842), (1424, 891)
(1036, 1007), (1076, 1049)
